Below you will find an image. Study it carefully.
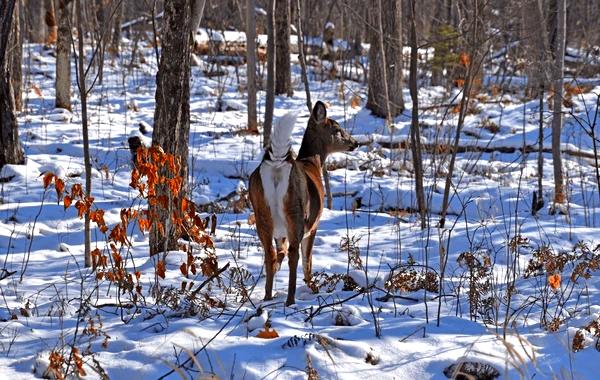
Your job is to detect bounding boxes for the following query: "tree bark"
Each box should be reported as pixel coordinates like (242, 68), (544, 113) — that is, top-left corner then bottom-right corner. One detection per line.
(524, 0), (550, 96)
(74, 0), (91, 267)
(9, 0), (22, 112)
(551, 0), (566, 205)
(26, 0), (46, 43)
(295, 0), (311, 111)
(246, 0), (258, 132)
(263, 0), (276, 148)
(274, 0), (292, 96)
(0, 0), (24, 170)
(150, 0), (192, 255)
(190, 0), (206, 33)
(366, 0), (404, 118)
(55, 0), (71, 110)
(109, 0), (123, 56)
(409, 0), (426, 229)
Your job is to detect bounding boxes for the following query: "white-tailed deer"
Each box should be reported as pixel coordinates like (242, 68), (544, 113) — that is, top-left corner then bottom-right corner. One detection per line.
(249, 101), (358, 306)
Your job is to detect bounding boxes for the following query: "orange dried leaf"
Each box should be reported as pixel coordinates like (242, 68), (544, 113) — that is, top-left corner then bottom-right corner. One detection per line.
(247, 213), (256, 225)
(157, 260), (166, 279)
(548, 273), (561, 290)
(256, 326), (279, 339)
(459, 52), (470, 67)
(43, 172), (54, 189)
(350, 95), (361, 109)
(180, 262), (188, 276)
(54, 177), (65, 198)
(64, 195), (72, 209)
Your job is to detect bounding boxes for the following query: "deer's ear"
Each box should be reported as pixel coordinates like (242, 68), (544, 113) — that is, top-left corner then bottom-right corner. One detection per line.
(311, 101), (327, 123)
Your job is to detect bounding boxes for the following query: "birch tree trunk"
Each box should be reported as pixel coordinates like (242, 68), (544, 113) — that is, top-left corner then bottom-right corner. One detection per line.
(150, 0), (192, 255)
(0, 0), (25, 170)
(551, 0), (566, 206)
(55, 0), (71, 110)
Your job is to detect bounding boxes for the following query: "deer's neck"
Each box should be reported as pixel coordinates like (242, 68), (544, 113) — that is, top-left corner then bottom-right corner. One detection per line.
(297, 128), (327, 164)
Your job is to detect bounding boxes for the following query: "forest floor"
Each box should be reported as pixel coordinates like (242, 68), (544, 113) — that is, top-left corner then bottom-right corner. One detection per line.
(2, 42), (600, 379)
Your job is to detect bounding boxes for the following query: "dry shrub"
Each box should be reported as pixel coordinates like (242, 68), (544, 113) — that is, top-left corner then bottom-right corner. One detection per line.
(340, 234), (362, 270)
(307, 271), (359, 293)
(572, 316), (600, 352)
(384, 265), (438, 294)
(457, 251), (494, 322)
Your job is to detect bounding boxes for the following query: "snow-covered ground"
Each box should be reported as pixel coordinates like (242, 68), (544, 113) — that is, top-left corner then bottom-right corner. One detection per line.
(1, 42), (600, 379)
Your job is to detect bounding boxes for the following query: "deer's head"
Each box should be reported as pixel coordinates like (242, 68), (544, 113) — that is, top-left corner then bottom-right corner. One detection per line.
(308, 101), (358, 155)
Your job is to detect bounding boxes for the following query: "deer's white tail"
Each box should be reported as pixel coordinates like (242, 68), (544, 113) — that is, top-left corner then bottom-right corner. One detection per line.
(270, 111), (298, 161)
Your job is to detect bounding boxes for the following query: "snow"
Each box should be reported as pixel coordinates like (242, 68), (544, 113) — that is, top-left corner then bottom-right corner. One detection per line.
(1, 38), (600, 380)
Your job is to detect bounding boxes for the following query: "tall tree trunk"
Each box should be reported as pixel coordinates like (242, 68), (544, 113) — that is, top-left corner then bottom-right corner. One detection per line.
(44, 0), (56, 44)
(366, 0), (404, 118)
(55, 0), (71, 110)
(524, 0), (550, 96)
(109, 0), (123, 56)
(190, 0), (206, 32)
(75, 0), (92, 267)
(150, 0), (192, 255)
(0, 0), (25, 170)
(409, 0), (426, 229)
(274, 0), (292, 96)
(295, 0), (311, 111)
(9, 0), (22, 111)
(263, 0), (276, 148)
(246, 0), (258, 132)
(26, 0), (46, 43)
(551, 0), (566, 206)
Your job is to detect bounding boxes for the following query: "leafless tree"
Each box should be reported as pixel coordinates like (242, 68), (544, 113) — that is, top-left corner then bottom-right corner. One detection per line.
(150, 0), (193, 255)
(274, 0), (292, 96)
(26, 0), (46, 43)
(55, 0), (71, 110)
(408, 0), (426, 228)
(551, 0), (566, 208)
(366, 0), (404, 118)
(0, 0), (24, 170)
(263, 0), (276, 148)
(246, 0), (258, 132)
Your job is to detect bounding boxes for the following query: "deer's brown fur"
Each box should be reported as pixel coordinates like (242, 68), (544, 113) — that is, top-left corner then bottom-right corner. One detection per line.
(249, 101), (357, 306)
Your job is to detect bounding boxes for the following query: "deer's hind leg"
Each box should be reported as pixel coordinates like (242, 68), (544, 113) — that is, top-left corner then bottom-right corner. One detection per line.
(301, 230), (316, 283)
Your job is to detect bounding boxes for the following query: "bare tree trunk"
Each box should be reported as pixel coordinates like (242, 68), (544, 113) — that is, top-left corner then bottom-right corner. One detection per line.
(274, 0), (292, 96)
(150, 0), (192, 255)
(551, 0), (566, 206)
(190, 0), (206, 32)
(109, 0), (123, 56)
(409, 0), (426, 229)
(263, 0), (276, 148)
(439, 0), (484, 228)
(26, 0), (46, 43)
(0, 0), (25, 170)
(524, 0), (550, 96)
(295, 0), (311, 111)
(74, 0), (91, 267)
(246, 0), (258, 132)
(55, 0), (71, 110)
(44, 0), (56, 44)
(366, 0), (404, 118)
(9, 0), (22, 112)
